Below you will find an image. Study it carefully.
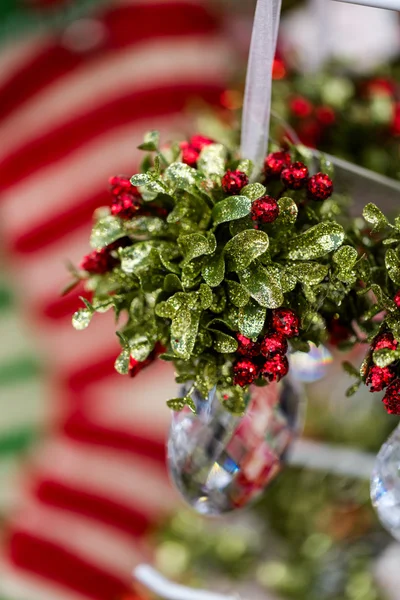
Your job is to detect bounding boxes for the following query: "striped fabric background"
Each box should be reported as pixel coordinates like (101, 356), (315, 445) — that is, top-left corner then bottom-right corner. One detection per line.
(0, 274), (46, 514)
(0, 2), (235, 598)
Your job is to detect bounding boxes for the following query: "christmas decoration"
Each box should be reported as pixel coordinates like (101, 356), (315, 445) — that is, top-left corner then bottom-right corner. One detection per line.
(71, 130), (400, 419)
(267, 59), (400, 180)
(264, 150), (291, 179)
(250, 195), (280, 224)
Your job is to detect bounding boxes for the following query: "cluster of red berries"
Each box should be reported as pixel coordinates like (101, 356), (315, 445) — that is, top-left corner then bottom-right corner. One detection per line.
(365, 331), (400, 415)
(80, 237), (131, 275)
(180, 135), (214, 168)
(233, 308), (300, 388)
(109, 175), (142, 220)
(264, 150), (334, 201)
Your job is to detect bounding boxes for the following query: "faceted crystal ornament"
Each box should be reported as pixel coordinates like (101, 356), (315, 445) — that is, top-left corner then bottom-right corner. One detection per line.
(371, 423), (400, 540)
(167, 378), (303, 515)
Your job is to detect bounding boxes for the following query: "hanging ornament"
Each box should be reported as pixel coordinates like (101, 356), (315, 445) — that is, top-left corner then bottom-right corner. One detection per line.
(371, 423), (400, 541)
(168, 379), (302, 515)
(68, 0), (400, 525)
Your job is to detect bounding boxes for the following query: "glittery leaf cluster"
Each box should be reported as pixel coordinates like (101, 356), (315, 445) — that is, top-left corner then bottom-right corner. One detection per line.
(71, 132), (400, 416)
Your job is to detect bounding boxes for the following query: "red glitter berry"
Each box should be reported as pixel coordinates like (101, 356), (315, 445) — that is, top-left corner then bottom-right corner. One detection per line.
(264, 151), (291, 179)
(109, 175), (135, 197)
(111, 192), (141, 219)
(382, 379), (400, 415)
(221, 170), (249, 195)
(189, 135), (214, 152)
(289, 95), (313, 118)
(233, 359), (259, 387)
(251, 195), (280, 224)
(372, 332), (398, 352)
(394, 291), (400, 308)
(236, 334), (260, 357)
(271, 308), (300, 338)
(260, 332), (288, 358)
(262, 353), (289, 382)
(281, 161), (309, 189)
(366, 365), (396, 393)
(307, 172), (333, 201)
(180, 141), (200, 167)
(80, 248), (117, 275)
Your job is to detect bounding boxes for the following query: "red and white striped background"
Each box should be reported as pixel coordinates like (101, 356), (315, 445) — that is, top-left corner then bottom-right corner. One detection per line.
(0, 2), (234, 598)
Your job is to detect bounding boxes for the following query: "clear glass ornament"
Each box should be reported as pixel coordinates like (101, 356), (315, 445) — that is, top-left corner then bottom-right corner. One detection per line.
(167, 376), (304, 516)
(371, 423), (400, 540)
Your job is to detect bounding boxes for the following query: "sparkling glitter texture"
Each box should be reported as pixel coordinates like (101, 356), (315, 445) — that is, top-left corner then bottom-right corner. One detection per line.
(271, 308), (300, 338)
(251, 195), (280, 224)
(262, 353), (289, 382)
(366, 365), (396, 392)
(236, 334), (260, 357)
(264, 151), (291, 178)
(281, 161), (309, 189)
(221, 170), (249, 195)
(233, 359), (260, 387)
(372, 332), (398, 352)
(80, 248), (117, 274)
(260, 332), (288, 357)
(307, 172), (334, 201)
(383, 380), (400, 415)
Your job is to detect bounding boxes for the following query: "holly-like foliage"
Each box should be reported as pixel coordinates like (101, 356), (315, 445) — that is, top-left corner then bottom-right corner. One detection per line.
(71, 131), (400, 415)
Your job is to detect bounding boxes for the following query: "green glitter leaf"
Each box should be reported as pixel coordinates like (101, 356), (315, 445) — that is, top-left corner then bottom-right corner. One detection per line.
(342, 361), (360, 378)
(195, 360), (218, 397)
(225, 230), (269, 272)
(241, 183), (266, 200)
(202, 251), (225, 287)
(90, 216), (125, 250)
(373, 348), (400, 368)
(171, 309), (200, 359)
(212, 331), (238, 353)
(130, 173), (152, 186)
(130, 335), (153, 362)
(276, 197), (298, 225)
(288, 262), (329, 286)
(346, 381), (361, 397)
(238, 300), (266, 338)
(199, 284), (213, 309)
(218, 386), (246, 415)
(385, 249), (400, 286)
(72, 308), (93, 330)
(333, 245), (358, 268)
(167, 397), (186, 411)
(164, 162), (204, 191)
(239, 264), (283, 308)
(236, 159), (253, 177)
(179, 233), (216, 263)
(119, 242), (160, 274)
(126, 216), (166, 236)
(226, 280), (250, 307)
(137, 130), (159, 152)
(363, 202), (388, 233)
(198, 143), (226, 176)
(286, 222), (344, 260)
(114, 348), (130, 375)
(212, 196), (252, 226)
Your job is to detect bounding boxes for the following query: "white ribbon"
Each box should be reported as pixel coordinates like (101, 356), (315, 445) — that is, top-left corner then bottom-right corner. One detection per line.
(240, 0), (282, 171)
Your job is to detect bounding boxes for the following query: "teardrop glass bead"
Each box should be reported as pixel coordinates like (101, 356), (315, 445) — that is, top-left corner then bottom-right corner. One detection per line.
(167, 377), (303, 516)
(371, 423), (400, 540)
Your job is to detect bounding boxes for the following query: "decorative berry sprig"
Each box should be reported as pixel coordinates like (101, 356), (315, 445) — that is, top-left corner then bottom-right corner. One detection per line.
(71, 131), (400, 416)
